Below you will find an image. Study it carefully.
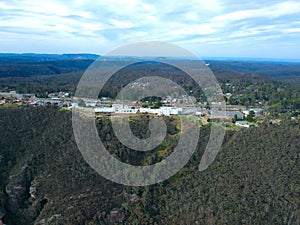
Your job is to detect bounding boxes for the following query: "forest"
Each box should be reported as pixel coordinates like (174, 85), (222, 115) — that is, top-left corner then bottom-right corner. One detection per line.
(0, 106), (299, 224)
(0, 56), (299, 224)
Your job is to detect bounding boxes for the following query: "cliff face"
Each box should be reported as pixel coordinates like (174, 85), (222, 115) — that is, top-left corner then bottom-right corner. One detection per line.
(2, 161), (49, 224)
(0, 195), (5, 225)
(5, 164), (31, 214)
(0, 204), (5, 219)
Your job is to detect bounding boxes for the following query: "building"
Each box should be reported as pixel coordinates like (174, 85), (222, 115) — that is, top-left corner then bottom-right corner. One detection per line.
(95, 107), (114, 113)
(226, 111), (244, 120)
(160, 107), (183, 116)
(195, 109), (205, 117)
(243, 108), (263, 116)
(235, 121), (254, 128)
(112, 104), (138, 114)
(85, 100), (97, 107)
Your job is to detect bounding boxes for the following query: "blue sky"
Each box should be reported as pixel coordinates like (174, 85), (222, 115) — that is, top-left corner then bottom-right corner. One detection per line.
(1, 0), (300, 59)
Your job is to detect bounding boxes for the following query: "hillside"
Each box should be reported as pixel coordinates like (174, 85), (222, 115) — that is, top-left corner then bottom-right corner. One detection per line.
(1, 59), (299, 115)
(207, 60), (300, 85)
(0, 55), (300, 85)
(0, 106), (299, 224)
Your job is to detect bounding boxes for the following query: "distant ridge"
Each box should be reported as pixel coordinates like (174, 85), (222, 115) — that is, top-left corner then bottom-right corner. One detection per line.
(206, 59), (300, 85)
(0, 53), (100, 62)
(203, 57), (300, 63)
(0, 54), (299, 63)
(0, 53), (299, 84)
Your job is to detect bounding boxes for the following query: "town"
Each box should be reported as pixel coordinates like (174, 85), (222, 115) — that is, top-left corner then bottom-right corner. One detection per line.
(0, 90), (264, 128)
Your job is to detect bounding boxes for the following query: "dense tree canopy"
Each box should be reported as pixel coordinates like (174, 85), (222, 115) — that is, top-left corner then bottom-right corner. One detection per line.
(0, 107), (299, 224)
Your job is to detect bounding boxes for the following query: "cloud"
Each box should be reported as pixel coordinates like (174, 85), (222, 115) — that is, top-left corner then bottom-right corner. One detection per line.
(0, 0), (299, 58)
(282, 28), (300, 33)
(213, 1), (300, 22)
(109, 19), (134, 29)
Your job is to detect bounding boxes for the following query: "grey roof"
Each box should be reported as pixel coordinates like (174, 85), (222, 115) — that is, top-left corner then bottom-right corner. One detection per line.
(226, 111), (244, 119)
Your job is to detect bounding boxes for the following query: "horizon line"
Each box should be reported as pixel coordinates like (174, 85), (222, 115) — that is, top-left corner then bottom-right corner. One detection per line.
(0, 53), (300, 62)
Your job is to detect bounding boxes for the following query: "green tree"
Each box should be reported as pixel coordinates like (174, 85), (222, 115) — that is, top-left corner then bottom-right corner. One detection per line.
(246, 110), (255, 122)
(152, 101), (162, 109)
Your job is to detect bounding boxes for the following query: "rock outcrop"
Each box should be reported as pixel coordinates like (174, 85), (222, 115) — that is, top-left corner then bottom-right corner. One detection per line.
(4, 164), (49, 224)
(5, 164), (31, 213)
(0, 204), (5, 219)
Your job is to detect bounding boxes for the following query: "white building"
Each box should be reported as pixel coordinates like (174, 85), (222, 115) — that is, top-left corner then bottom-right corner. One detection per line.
(112, 104), (138, 114)
(139, 107), (182, 116)
(85, 101), (97, 107)
(235, 121), (254, 128)
(160, 107), (182, 116)
(94, 107), (114, 113)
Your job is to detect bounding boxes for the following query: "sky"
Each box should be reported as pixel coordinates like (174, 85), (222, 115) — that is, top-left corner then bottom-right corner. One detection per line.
(1, 0), (300, 59)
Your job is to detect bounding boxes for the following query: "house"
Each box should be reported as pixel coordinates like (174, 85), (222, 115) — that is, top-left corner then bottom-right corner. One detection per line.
(30, 100), (46, 106)
(0, 99), (6, 105)
(85, 100), (97, 107)
(243, 108), (263, 116)
(250, 108), (263, 115)
(235, 121), (254, 128)
(195, 109), (206, 117)
(226, 111), (244, 120)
